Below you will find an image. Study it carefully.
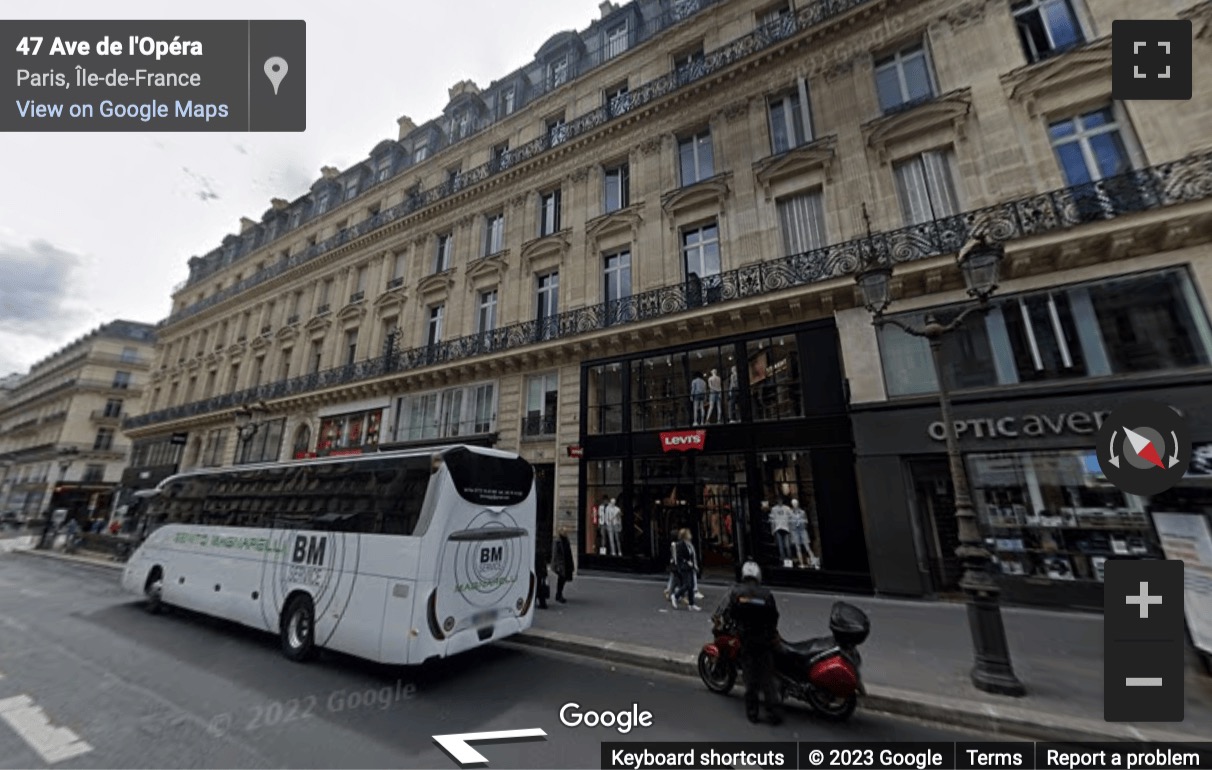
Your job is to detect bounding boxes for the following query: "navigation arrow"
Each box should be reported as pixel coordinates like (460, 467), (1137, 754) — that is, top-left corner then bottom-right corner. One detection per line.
(433, 728), (547, 766)
(1169, 431), (1181, 467)
(1108, 429), (1120, 467)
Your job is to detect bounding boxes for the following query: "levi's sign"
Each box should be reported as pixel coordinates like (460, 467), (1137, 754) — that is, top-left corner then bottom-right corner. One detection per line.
(660, 429), (706, 452)
(928, 411), (1110, 441)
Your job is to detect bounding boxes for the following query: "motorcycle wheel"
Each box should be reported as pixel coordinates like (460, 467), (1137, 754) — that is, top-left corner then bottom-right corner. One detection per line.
(697, 650), (737, 695)
(806, 688), (858, 721)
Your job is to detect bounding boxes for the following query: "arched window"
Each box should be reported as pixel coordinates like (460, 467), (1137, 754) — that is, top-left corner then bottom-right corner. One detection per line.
(292, 424), (312, 459)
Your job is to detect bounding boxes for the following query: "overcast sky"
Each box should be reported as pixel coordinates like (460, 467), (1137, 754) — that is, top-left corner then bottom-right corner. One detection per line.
(0, 0), (606, 376)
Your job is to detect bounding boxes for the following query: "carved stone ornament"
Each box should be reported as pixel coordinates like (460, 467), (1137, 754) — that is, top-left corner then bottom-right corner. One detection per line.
(942, 0), (987, 29)
(638, 135), (663, 156)
(417, 269), (456, 298)
(304, 314), (332, 335)
(720, 99), (749, 122)
(752, 136), (837, 199)
(585, 203), (644, 245)
(570, 166), (591, 183)
(466, 251), (509, 290)
(823, 57), (855, 83)
(1000, 37), (1111, 117)
(520, 230), (571, 268)
(510, 194), (528, 209)
(456, 214), (475, 229)
(660, 173), (731, 221)
(863, 87), (974, 164)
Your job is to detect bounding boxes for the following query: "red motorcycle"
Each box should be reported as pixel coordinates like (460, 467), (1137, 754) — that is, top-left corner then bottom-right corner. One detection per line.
(697, 600), (869, 721)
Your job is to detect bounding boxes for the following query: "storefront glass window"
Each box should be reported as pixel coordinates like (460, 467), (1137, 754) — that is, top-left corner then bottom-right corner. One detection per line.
(632, 353), (689, 431)
(881, 268), (1212, 397)
(235, 418), (286, 465)
(393, 381), (497, 441)
(754, 451), (820, 570)
(632, 455), (694, 564)
(968, 450), (1160, 582)
(746, 335), (803, 421)
(317, 409), (383, 456)
(585, 460), (625, 556)
(587, 363), (625, 434)
(693, 454), (746, 573)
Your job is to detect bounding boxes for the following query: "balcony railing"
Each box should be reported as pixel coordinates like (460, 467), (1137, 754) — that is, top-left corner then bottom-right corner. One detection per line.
(160, 0), (874, 328)
(350, 291), (365, 303)
(90, 410), (125, 422)
(521, 413), (558, 438)
(286, 314), (300, 325)
(122, 152), (1212, 432)
(315, 304), (330, 316)
(386, 277), (404, 290)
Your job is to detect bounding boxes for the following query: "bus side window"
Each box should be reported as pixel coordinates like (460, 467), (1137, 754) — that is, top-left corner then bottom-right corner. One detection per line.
(377, 456), (431, 535)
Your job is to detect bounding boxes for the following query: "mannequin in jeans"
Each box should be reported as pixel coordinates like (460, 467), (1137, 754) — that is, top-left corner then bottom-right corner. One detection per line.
(605, 498), (622, 556)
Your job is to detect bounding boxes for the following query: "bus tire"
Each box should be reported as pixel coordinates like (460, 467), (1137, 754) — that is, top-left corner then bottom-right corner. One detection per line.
(280, 594), (317, 662)
(144, 568), (165, 615)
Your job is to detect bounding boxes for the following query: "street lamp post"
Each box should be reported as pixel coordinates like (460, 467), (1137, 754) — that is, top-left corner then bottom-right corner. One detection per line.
(855, 233), (1026, 697)
(234, 401), (267, 445)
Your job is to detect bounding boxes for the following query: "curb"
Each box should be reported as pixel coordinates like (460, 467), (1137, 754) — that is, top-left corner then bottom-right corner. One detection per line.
(11, 548), (123, 573)
(507, 629), (1205, 743)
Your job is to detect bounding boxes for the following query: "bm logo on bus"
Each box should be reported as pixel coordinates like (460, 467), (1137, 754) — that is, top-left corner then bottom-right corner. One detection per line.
(287, 535), (327, 586)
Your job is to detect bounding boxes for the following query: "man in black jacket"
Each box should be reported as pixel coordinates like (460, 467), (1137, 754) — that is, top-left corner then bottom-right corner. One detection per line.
(724, 560), (782, 724)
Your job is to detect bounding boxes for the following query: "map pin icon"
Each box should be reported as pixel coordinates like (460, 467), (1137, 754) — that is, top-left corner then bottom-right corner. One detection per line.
(264, 57), (288, 95)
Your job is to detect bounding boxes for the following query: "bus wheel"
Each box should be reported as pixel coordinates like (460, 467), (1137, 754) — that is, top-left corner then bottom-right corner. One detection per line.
(144, 568), (164, 615)
(280, 594), (316, 662)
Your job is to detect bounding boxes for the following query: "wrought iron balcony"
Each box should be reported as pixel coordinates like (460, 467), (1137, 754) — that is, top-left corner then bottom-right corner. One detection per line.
(286, 314), (300, 325)
(89, 410), (125, 422)
(122, 152), (1212, 432)
(386, 277), (404, 290)
(315, 304), (330, 316)
(161, 0), (873, 327)
(521, 413), (558, 438)
(350, 291), (365, 303)
(260, 325), (272, 335)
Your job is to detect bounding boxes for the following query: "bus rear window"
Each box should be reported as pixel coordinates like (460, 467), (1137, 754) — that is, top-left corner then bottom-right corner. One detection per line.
(443, 448), (533, 506)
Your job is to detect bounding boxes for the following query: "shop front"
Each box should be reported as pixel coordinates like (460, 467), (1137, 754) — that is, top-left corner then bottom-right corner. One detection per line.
(578, 320), (871, 591)
(853, 380), (1212, 609)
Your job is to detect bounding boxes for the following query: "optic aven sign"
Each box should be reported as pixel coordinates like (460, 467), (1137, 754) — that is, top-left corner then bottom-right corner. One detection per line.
(928, 411), (1110, 441)
(660, 429), (706, 452)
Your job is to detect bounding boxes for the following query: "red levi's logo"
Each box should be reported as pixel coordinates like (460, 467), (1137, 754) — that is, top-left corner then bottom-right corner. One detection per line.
(660, 430), (706, 452)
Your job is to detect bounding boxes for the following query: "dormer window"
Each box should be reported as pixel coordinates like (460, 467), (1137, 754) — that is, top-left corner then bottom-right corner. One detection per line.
(315, 189), (330, 214)
(457, 112), (472, 138)
(548, 56), (569, 89)
(605, 21), (628, 59)
(414, 144), (429, 163)
(344, 178), (358, 201)
(289, 209), (302, 229)
(502, 87), (516, 116)
(266, 219), (279, 241)
(377, 157), (393, 181)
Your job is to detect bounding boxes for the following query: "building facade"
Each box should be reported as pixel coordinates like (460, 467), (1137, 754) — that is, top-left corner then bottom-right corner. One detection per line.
(0, 321), (156, 522)
(123, 0), (1212, 603)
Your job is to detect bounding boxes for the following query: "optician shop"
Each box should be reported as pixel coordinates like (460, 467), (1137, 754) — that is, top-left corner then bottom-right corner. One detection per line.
(852, 381), (1212, 609)
(574, 319), (872, 591)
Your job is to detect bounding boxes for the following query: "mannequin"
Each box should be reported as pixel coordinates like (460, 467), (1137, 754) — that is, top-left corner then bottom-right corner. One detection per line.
(706, 369), (722, 423)
(690, 372), (707, 426)
(606, 498), (622, 556)
(789, 498), (815, 568)
(597, 495), (611, 554)
(727, 365), (739, 423)
(769, 498), (792, 563)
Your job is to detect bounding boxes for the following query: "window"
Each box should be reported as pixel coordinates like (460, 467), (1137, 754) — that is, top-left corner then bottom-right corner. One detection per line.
(777, 191), (827, 255)
(1049, 107), (1132, 185)
(492, 142), (510, 171)
(93, 428), (115, 451)
(678, 130), (714, 186)
(747, 334), (803, 421)
(548, 56), (568, 89)
(894, 149), (960, 225)
(235, 418), (285, 465)
(605, 21), (628, 59)
(253, 356), (265, 386)
(280, 349), (292, 380)
(874, 43), (936, 112)
(546, 114), (568, 147)
(103, 398), (123, 418)
(484, 213), (505, 255)
(539, 189), (561, 236)
(355, 265), (367, 296)
(227, 363), (240, 391)
(119, 346), (139, 363)
(768, 81), (813, 153)
(683, 222), (722, 307)
(434, 233), (452, 273)
(289, 290), (302, 322)
(289, 209), (302, 229)
(501, 87), (516, 116)
(536, 272), (559, 340)
(82, 464), (105, 483)
(427, 305), (444, 346)
(604, 163), (630, 212)
(391, 251), (407, 285)
(456, 112), (472, 139)
(760, 3), (791, 25)
(377, 157), (393, 182)
(112, 371), (131, 389)
(588, 364), (626, 434)
(344, 329), (358, 366)
(477, 290), (498, 334)
(1013, 0), (1083, 62)
(878, 268), (1212, 396)
(310, 340), (323, 374)
(344, 178), (358, 201)
(317, 279), (332, 313)
(523, 373), (559, 436)
(200, 429), (229, 467)
(393, 382), (497, 441)
(605, 81), (631, 117)
(315, 189), (330, 214)
(674, 45), (705, 83)
(413, 144), (429, 163)
(603, 250), (632, 326)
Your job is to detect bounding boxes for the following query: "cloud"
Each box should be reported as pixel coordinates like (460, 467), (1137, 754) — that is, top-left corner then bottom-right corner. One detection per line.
(232, 143), (248, 155)
(181, 166), (220, 201)
(0, 239), (88, 334)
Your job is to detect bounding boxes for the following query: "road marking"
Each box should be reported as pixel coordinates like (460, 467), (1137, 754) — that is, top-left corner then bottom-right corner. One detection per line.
(0, 694), (93, 764)
(433, 728), (546, 766)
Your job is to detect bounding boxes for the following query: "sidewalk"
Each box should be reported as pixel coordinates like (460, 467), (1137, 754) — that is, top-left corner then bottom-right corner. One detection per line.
(517, 572), (1212, 742)
(9, 548), (1210, 741)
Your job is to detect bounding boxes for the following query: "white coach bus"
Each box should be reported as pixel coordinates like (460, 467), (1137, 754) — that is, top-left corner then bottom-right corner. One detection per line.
(120, 445), (538, 664)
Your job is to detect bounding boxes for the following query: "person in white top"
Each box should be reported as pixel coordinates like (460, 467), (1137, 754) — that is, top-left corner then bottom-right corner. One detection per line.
(596, 495), (611, 554)
(768, 499), (792, 562)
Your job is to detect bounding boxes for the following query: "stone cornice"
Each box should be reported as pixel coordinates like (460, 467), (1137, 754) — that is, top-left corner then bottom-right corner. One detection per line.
(466, 251), (510, 287)
(862, 88), (973, 163)
(585, 203), (645, 244)
(304, 314), (332, 334)
(417, 268), (456, 298)
(520, 230), (572, 267)
(1000, 38), (1112, 117)
(753, 136), (837, 198)
(373, 287), (407, 307)
(660, 173), (731, 220)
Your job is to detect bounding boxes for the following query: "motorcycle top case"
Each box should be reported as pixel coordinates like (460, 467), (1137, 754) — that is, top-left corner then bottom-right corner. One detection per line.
(829, 601), (869, 646)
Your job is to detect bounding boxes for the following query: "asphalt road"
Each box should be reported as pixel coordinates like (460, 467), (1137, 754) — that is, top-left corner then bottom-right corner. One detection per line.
(0, 552), (982, 769)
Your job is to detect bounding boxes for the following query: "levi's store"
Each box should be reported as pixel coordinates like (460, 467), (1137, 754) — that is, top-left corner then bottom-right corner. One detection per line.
(853, 267), (1212, 609)
(576, 320), (872, 591)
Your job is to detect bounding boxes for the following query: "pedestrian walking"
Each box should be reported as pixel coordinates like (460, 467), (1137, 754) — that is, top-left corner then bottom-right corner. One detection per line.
(724, 560), (782, 724)
(670, 528), (701, 611)
(551, 526), (574, 603)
